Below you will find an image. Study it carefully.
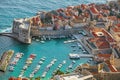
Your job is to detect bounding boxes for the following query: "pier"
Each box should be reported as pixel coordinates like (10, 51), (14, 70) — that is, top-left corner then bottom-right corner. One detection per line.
(79, 54), (94, 58)
(69, 53), (94, 59)
(0, 32), (17, 39)
(72, 34), (92, 55)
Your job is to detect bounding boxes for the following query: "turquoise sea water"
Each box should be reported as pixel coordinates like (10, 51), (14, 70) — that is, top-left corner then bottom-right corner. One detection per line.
(0, 0), (107, 80)
(0, 36), (90, 80)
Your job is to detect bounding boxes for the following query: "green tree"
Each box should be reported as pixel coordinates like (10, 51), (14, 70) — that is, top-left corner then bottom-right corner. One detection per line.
(35, 76), (41, 80)
(54, 70), (64, 75)
(117, 13), (120, 18)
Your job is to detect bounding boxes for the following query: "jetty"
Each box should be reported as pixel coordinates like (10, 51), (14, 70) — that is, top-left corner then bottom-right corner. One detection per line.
(0, 50), (14, 72)
(69, 53), (94, 59)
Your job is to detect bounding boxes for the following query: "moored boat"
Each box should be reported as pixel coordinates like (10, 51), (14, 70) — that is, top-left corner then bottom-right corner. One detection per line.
(69, 53), (80, 59)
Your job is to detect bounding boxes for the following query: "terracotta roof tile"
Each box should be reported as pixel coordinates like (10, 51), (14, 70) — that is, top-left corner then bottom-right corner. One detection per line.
(108, 16), (117, 21)
(81, 4), (88, 10)
(116, 24), (120, 28)
(90, 7), (99, 14)
(89, 37), (110, 49)
(96, 40), (110, 49)
(97, 54), (111, 58)
(97, 14), (103, 18)
(91, 27), (115, 43)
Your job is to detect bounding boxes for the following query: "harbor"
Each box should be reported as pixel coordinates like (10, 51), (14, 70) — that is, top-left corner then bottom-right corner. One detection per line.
(1, 0), (120, 80)
(0, 36), (91, 80)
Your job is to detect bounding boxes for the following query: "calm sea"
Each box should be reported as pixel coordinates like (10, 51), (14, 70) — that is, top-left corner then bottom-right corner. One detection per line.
(0, 0), (107, 80)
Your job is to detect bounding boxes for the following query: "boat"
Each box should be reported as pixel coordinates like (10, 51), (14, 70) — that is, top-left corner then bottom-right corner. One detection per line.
(72, 60), (76, 64)
(40, 57), (46, 61)
(26, 60), (32, 64)
(53, 58), (57, 62)
(27, 58), (33, 61)
(38, 61), (43, 65)
(62, 60), (66, 64)
(69, 53), (80, 59)
(30, 54), (36, 59)
(19, 74), (23, 77)
(30, 57), (45, 76)
(16, 53), (24, 58)
(9, 66), (14, 72)
(58, 64), (62, 68)
(30, 54), (36, 57)
(36, 65), (41, 69)
(29, 74), (34, 78)
(64, 40), (76, 44)
(10, 53), (24, 66)
(52, 60), (66, 75)
(18, 54), (36, 77)
(87, 60), (90, 63)
(42, 59), (57, 77)
(68, 64), (73, 69)
(36, 39), (40, 42)
(23, 65), (28, 70)
(83, 50), (86, 53)
(41, 72), (47, 78)
(67, 60), (76, 70)
(40, 41), (45, 43)
(10, 61), (17, 66)
(71, 45), (76, 47)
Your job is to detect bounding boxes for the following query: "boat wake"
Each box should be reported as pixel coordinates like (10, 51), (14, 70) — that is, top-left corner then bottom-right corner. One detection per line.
(0, 27), (12, 33)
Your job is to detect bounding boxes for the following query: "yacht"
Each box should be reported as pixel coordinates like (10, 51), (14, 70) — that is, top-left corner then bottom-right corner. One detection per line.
(42, 72), (47, 78)
(62, 60), (66, 64)
(69, 53), (80, 59)
(38, 61), (43, 65)
(29, 74), (34, 78)
(9, 66), (14, 72)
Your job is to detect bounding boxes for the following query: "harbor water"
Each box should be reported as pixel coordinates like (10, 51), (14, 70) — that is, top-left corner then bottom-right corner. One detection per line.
(0, 0), (107, 80)
(0, 36), (90, 80)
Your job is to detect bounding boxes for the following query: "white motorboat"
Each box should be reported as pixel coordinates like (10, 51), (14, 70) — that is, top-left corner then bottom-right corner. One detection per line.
(72, 60), (76, 64)
(42, 72), (47, 78)
(29, 74), (34, 78)
(9, 66), (14, 71)
(38, 61), (43, 65)
(68, 64), (73, 69)
(40, 41), (45, 43)
(63, 60), (66, 64)
(23, 65), (28, 70)
(69, 53), (80, 59)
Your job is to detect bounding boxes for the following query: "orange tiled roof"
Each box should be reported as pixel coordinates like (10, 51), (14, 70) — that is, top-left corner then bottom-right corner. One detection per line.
(97, 14), (103, 18)
(112, 27), (120, 32)
(116, 24), (120, 28)
(105, 61), (118, 72)
(108, 16), (117, 21)
(97, 54), (111, 58)
(89, 37), (105, 42)
(102, 10), (110, 14)
(81, 4), (88, 10)
(89, 37), (110, 49)
(90, 6), (99, 14)
(96, 41), (110, 49)
(91, 27), (115, 43)
(111, 24), (120, 32)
